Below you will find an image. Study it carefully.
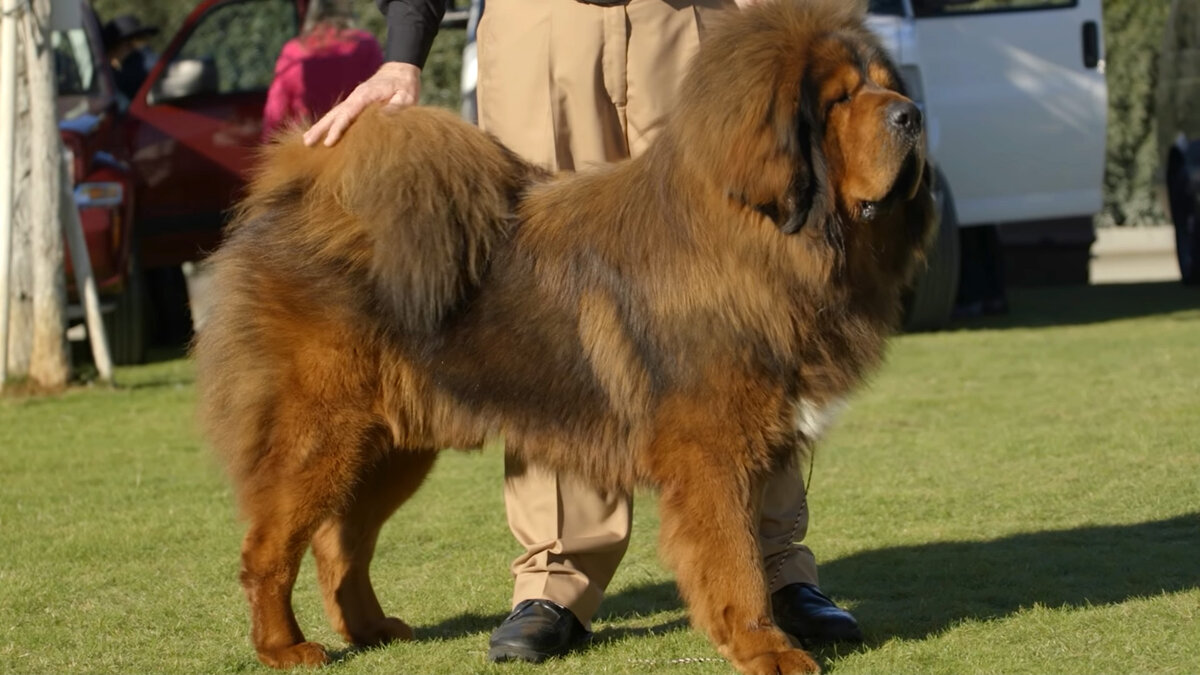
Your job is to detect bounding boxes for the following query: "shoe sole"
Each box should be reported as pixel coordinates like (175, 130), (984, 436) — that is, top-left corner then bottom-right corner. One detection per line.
(487, 637), (591, 664)
(487, 645), (552, 664)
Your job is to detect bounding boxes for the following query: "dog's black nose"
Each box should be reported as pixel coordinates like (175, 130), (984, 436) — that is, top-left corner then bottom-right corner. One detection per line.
(887, 101), (922, 136)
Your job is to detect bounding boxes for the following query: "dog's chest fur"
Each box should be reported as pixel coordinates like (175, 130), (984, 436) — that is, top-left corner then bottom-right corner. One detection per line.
(790, 397), (848, 443)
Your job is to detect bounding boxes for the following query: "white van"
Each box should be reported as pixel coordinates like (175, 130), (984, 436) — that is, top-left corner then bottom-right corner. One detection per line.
(870, 0), (1107, 327)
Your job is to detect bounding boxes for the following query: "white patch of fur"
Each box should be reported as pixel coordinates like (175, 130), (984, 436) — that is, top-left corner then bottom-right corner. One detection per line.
(791, 397), (848, 441)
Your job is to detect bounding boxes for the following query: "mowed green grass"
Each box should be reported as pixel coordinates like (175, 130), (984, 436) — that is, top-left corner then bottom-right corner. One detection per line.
(1, 282), (1197, 674)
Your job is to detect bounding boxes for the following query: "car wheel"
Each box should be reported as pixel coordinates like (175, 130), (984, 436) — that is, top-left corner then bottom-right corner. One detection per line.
(144, 264), (194, 347)
(903, 170), (961, 332)
(103, 249), (148, 366)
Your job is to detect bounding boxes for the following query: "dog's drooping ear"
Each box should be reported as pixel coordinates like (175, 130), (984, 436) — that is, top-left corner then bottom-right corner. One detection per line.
(776, 183), (809, 235)
(774, 106), (832, 236)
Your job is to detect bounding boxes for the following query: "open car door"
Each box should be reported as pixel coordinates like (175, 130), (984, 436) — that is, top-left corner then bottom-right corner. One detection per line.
(124, 0), (304, 267)
(913, 0), (1107, 226)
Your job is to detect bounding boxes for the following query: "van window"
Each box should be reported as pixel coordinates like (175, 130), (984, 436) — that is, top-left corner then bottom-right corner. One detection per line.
(913, 0), (1076, 17)
(172, 0), (298, 95)
(869, 0), (905, 16)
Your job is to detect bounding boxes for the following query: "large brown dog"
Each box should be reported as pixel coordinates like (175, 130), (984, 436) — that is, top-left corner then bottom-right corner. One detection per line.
(194, 1), (934, 673)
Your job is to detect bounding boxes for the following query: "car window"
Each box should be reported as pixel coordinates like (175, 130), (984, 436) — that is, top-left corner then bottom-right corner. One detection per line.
(868, 0), (905, 15)
(913, 0), (1076, 17)
(171, 0), (298, 95)
(52, 28), (97, 96)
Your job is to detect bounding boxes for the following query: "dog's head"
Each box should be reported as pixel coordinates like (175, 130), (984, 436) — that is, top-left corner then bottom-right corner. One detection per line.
(672, 0), (933, 269)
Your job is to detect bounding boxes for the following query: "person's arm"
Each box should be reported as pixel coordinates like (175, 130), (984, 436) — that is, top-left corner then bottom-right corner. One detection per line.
(378, 0), (445, 66)
(303, 0), (446, 147)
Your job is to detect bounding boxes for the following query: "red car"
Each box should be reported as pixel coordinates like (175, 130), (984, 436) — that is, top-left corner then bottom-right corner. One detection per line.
(57, 0), (311, 364)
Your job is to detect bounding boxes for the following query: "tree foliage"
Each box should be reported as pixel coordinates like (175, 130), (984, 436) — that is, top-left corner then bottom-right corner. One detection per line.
(1101, 0), (1171, 226)
(173, 0), (297, 94)
(87, 0), (463, 108)
(89, 0), (194, 53)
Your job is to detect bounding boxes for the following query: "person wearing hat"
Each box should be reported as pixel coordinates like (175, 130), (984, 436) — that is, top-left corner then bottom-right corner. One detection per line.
(102, 14), (159, 104)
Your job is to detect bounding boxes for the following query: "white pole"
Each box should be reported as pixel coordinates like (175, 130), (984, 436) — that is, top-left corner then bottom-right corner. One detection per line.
(0, 0), (23, 388)
(60, 156), (112, 383)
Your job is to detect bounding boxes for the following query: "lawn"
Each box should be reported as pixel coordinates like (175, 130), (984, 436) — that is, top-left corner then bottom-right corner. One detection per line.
(1, 281), (1197, 674)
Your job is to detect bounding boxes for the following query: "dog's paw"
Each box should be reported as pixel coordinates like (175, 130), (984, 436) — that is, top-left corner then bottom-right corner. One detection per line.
(353, 616), (414, 647)
(735, 647), (820, 675)
(256, 641), (329, 669)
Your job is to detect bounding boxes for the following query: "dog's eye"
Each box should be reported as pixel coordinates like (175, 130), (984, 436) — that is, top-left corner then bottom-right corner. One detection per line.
(826, 92), (852, 114)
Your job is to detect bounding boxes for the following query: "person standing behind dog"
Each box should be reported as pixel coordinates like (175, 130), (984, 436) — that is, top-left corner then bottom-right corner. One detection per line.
(262, 0), (383, 140)
(101, 14), (159, 107)
(304, 0), (863, 663)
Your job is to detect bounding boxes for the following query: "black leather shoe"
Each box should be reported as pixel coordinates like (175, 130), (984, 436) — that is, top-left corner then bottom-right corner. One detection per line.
(487, 599), (592, 663)
(772, 583), (863, 645)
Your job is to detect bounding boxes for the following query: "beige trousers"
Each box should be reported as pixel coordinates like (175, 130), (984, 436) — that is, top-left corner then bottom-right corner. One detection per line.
(477, 0), (819, 628)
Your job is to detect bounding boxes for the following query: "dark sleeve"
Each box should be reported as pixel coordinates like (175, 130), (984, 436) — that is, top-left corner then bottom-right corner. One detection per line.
(374, 0), (447, 67)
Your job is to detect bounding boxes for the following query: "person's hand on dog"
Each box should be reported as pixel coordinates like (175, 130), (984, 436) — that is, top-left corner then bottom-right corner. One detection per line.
(303, 62), (422, 147)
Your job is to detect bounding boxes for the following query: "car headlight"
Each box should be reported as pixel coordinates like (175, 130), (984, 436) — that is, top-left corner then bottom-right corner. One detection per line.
(74, 182), (123, 208)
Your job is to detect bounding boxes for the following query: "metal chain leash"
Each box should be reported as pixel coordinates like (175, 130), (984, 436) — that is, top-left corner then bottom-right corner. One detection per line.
(627, 656), (727, 665)
(766, 449), (817, 592)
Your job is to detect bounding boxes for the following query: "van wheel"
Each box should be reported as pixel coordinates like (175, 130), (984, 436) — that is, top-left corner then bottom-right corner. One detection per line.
(903, 171), (961, 332)
(103, 250), (148, 366)
(1178, 207), (1199, 285)
(1168, 167), (1199, 285)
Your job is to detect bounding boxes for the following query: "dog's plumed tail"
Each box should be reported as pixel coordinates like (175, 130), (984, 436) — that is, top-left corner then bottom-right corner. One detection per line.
(236, 105), (539, 333)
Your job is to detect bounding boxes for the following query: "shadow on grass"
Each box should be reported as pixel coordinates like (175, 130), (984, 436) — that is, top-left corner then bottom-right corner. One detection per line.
(418, 611), (509, 640)
(591, 514), (1198, 657)
(592, 617), (692, 646)
(144, 343), (192, 364)
(69, 342), (193, 389)
(413, 582), (687, 644)
(332, 515), (1195, 670)
(598, 580), (685, 620)
(820, 513), (1200, 645)
(947, 282), (1199, 331)
(592, 582), (690, 645)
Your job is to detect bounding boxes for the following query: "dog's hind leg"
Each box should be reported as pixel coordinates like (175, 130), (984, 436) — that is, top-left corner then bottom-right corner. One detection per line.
(237, 423), (369, 669)
(311, 449), (438, 648)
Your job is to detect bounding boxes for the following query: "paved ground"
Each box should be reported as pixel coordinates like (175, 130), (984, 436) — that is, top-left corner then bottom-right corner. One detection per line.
(182, 224), (1184, 333)
(1089, 224), (1180, 284)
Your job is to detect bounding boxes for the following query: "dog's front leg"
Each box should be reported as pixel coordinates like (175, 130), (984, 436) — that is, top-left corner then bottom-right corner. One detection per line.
(647, 417), (820, 675)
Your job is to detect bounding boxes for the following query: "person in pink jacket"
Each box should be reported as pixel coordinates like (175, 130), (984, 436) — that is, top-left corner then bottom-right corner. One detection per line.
(262, 0), (383, 141)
